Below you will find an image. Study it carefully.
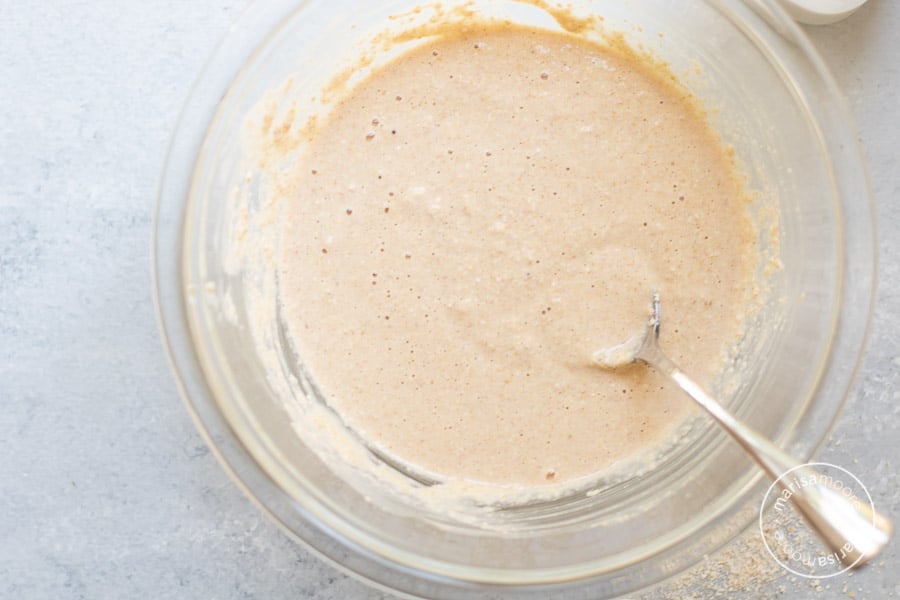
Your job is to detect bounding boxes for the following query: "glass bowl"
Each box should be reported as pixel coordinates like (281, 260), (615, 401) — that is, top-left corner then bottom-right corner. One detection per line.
(153, 0), (875, 597)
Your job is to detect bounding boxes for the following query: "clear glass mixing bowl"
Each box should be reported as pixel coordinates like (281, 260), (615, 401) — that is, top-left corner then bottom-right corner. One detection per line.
(153, 0), (875, 597)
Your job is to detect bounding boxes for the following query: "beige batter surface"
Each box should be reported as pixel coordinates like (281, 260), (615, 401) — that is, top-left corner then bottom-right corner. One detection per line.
(278, 25), (757, 487)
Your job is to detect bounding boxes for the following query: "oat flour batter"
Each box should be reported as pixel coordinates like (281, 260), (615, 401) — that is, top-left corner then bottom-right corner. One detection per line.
(277, 25), (757, 487)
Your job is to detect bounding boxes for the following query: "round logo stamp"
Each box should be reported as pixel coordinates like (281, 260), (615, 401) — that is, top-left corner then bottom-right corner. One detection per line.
(758, 462), (876, 579)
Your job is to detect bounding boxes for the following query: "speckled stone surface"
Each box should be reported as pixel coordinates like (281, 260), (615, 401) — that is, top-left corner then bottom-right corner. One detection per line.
(1, 1), (897, 598)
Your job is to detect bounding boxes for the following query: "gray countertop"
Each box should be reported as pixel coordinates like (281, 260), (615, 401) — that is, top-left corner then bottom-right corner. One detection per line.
(2, 1), (897, 598)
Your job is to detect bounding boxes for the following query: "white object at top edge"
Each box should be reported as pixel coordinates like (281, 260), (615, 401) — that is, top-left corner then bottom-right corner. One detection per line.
(776, 0), (870, 25)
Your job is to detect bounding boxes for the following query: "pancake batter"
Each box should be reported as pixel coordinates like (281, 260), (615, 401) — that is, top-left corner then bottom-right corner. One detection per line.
(277, 24), (757, 487)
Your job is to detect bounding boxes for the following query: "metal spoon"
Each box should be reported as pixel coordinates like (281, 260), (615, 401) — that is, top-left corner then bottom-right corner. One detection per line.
(592, 293), (892, 567)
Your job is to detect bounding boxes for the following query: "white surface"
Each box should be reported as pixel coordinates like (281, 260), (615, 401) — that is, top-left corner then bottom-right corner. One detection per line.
(1, 1), (898, 598)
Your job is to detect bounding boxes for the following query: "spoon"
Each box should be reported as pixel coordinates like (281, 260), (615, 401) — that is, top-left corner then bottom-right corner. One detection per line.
(592, 293), (892, 567)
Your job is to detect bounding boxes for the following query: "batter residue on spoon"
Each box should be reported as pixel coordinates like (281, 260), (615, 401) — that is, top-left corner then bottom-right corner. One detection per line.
(277, 24), (758, 488)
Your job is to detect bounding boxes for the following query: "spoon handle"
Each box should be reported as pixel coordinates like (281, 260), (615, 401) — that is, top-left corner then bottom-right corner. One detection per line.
(640, 341), (892, 567)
